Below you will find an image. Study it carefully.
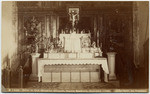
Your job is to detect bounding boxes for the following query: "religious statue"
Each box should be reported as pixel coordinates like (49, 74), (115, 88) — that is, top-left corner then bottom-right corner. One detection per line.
(57, 39), (63, 52)
(81, 35), (91, 48)
(35, 43), (39, 53)
(68, 9), (79, 32)
(46, 44), (51, 52)
(81, 35), (91, 53)
(49, 43), (55, 53)
(92, 41), (96, 48)
(90, 41), (97, 53)
(69, 10), (79, 28)
(58, 39), (62, 48)
(81, 29), (85, 34)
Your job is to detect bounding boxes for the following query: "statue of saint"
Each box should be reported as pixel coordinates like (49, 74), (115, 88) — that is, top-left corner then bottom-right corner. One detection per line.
(92, 42), (96, 48)
(49, 43), (55, 53)
(35, 43), (39, 53)
(58, 39), (62, 48)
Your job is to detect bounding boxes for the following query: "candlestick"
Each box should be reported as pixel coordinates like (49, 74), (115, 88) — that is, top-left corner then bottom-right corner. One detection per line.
(97, 30), (99, 47)
(100, 43), (102, 49)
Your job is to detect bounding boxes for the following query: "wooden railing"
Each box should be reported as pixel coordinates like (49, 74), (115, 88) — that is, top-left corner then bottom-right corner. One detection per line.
(2, 50), (32, 88)
(2, 66), (11, 88)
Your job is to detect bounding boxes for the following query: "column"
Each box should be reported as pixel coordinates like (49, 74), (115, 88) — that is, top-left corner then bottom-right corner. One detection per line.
(107, 52), (117, 80)
(30, 53), (40, 80)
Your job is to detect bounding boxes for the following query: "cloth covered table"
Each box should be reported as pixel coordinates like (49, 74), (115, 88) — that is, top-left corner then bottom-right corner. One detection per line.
(38, 58), (109, 82)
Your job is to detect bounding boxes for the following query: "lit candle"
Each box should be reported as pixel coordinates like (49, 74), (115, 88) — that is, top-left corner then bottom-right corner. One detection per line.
(26, 30), (27, 36)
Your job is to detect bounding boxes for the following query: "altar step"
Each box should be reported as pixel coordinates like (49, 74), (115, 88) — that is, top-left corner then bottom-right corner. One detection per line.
(42, 72), (100, 82)
(41, 65), (102, 82)
(25, 81), (120, 90)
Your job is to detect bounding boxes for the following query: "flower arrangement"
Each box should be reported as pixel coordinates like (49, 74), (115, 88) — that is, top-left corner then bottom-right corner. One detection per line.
(23, 16), (41, 53)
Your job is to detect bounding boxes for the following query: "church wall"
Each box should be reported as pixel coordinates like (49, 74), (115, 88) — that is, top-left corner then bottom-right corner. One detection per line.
(1, 1), (22, 88)
(137, 2), (149, 67)
(133, 2), (149, 67)
(2, 1), (19, 71)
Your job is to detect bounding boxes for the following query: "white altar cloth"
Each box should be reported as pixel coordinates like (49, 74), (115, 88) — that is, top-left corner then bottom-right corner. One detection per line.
(37, 58), (109, 82)
(59, 34), (90, 53)
(44, 53), (94, 59)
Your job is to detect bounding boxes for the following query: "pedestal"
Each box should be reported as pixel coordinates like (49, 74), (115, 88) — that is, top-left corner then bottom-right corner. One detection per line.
(107, 52), (117, 80)
(30, 53), (40, 80)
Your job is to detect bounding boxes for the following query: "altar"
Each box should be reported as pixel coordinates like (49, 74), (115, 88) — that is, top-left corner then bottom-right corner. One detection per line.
(30, 8), (110, 83)
(31, 31), (107, 83)
(37, 57), (109, 82)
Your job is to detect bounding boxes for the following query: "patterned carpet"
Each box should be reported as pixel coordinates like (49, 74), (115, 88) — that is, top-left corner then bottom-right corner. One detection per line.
(25, 82), (119, 90)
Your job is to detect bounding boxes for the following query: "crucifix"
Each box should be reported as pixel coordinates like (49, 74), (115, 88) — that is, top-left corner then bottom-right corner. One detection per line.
(68, 8), (79, 31)
(69, 11), (78, 28)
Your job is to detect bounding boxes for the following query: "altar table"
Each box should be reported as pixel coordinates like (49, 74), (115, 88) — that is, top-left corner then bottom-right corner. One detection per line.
(38, 58), (109, 82)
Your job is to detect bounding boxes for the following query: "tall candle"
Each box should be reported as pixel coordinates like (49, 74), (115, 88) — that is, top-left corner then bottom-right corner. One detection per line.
(25, 30), (27, 36)
(100, 43), (102, 48)
(97, 30), (99, 47)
